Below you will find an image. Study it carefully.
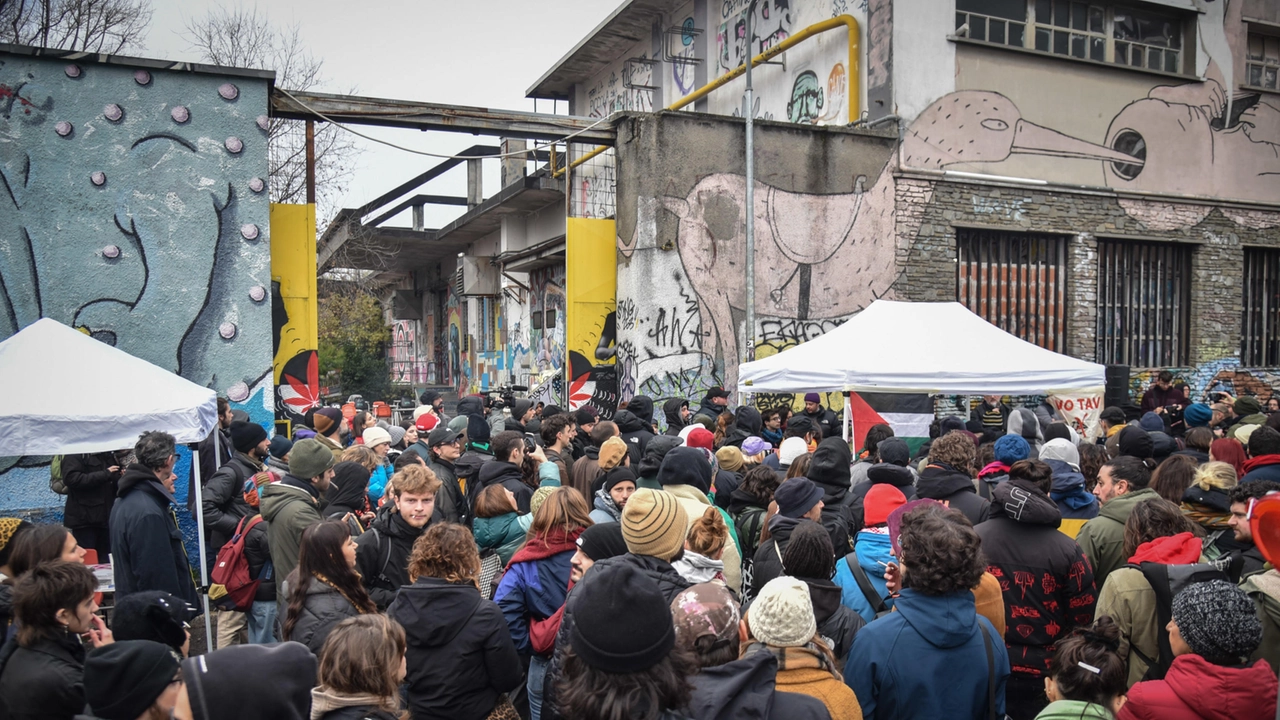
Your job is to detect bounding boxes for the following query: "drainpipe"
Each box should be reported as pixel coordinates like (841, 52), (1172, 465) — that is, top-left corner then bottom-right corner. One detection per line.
(744, 0), (757, 379)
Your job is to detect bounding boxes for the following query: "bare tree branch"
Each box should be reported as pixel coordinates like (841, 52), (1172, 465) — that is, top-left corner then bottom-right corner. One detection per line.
(182, 6), (358, 230)
(0, 0), (150, 53)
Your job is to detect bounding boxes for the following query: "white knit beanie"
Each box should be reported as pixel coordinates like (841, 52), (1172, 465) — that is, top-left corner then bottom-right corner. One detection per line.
(779, 437), (810, 466)
(748, 576), (816, 648)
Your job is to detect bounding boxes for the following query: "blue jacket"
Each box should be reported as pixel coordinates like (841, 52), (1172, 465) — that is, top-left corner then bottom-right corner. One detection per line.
(494, 544), (574, 656)
(1046, 459), (1099, 520)
(834, 530), (895, 624)
(844, 588), (1009, 720)
(367, 463), (392, 504)
(1243, 459), (1280, 484)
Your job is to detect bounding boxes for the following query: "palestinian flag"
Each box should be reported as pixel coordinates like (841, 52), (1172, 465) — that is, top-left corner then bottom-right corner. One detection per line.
(849, 392), (934, 457)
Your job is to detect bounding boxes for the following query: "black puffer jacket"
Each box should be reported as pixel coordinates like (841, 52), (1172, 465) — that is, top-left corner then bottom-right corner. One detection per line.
(284, 574), (361, 654)
(61, 452), (120, 529)
(389, 577), (523, 720)
(802, 576), (866, 663)
(805, 437), (859, 553)
(615, 406), (655, 466)
(975, 477), (1096, 678)
(201, 453), (260, 552)
(477, 461), (532, 513)
(663, 398), (689, 436)
(455, 396), (485, 418)
(109, 466), (199, 605)
(243, 514), (275, 602)
(0, 632), (85, 720)
(684, 650), (831, 720)
(427, 456), (471, 526)
(916, 462), (990, 526)
(802, 404), (839, 441)
(724, 407), (762, 449)
(848, 462), (918, 526)
(355, 507), (431, 610)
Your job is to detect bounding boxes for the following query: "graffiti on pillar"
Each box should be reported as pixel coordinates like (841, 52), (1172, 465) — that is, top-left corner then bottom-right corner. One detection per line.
(672, 15), (699, 98)
(446, 289), (466, 395)
(717, 0), (793, 77)
(529, 265), (566, 405)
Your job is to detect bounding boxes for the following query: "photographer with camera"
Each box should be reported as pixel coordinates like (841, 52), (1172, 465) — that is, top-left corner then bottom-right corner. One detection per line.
(1140, 370), (1187, 417)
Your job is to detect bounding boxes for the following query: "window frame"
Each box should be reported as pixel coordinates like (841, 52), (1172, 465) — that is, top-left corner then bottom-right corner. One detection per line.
(1242, 246), (1280, 366)
(1245, 26), (1280, 94)
(955, 227), (1069, 353)
(1095, 237), (1192, 367)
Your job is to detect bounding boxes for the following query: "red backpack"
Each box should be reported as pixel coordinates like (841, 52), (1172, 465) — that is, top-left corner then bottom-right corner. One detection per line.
(211, 515), (265, 611)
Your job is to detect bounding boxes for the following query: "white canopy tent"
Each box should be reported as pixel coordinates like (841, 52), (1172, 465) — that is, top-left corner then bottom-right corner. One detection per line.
(0, 318), (221, 648)
(738, 300), (1107, 439)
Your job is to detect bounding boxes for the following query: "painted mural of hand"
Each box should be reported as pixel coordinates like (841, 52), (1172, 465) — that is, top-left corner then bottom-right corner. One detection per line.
(1241, 101), (1280, 147)
(1148, 79), (1227, 120)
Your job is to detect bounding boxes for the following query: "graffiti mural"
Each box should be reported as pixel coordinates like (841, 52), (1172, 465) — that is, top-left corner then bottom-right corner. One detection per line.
(672, 14), (700, 99)
(529, 265), (566, 405)
(717, 0), (793, 76)
(0, 51), (272, 506)
(787, 70), (823, 124)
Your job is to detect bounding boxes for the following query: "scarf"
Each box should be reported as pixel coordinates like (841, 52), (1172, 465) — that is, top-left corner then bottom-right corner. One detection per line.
(309, 688), (398, 720)
(508, 526), (583, 567)
(1243, 454), (1280, 473)
(742, 641), (840, 680)
(1180, 504), (1232, 530)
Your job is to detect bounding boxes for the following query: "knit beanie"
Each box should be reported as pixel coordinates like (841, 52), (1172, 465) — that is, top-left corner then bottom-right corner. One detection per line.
(361, 426), (391, 448)
(864, 484), (908, 526)
(1044, 422), (1072, 443)
(779, 437), (809, 466)
(671, 583), (740, 654)
(804, 392), (821, 404)
(621, 488), (688, 561)
(685, 427), (715, 451)
(748, 576), (817, 648)
(691, 413), (716, 430)
(544, 405), (564, 418)
(387, 425), (407, 447)
(1139, 412), (1165, 433)
(603, 467), (638, 494)
(599, 436), (629, 471)
(575, 407), (599, 427)
(288, 438), (335, 480)
(571, 562), (676, 673)
(578, 522), (629, 562)
(413, 405), (434, 421)
(268, 436), (293, 460)
(1117, 425), (1153, 460)
(1184, 403), (1213, 427)
(716, 446), (745, 472)
(774, 477), (824, 519)
(312, 407), (342, 436)
(183, 642), (316, 720)
(530, 486), (556, 516)
(84, 640), (179, 720)
(1172, 580), (1263, 665)
(876, 437), (910, 466)
(1236, 396), (1263, 416)
(0, 518), (31, 568)
(229, 421), (268, 454)
(466, 414), (491, 444)
(993, 434), (1030, 465)
(1039, 438), (1080, 467)
(657, 446), (714, 493)
(110, 591), (193, 653)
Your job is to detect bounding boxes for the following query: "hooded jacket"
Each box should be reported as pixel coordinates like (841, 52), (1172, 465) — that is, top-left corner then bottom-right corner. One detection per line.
(1243, 570), (1280, 677)
(109, 465), (198, 605)
(616, 396), (656, 464)
(751, 514), (802, 598)
(570, 445), (603, 498)
(1045, 459), (1098, 537)
(638, 436), (681, 489)
(0, 630), (86, 720)
(61, 451), (120, 529)
(1007, 407), (1044, 458)
(202, 452), (261, 553)
(425, 455), (469, 526)
(728, 488), (769, 564)
(1096, 532), (1204, 687)
(800, 576), (866, 663)
(835, 529), (896, 623)
(478, 460), (532, 514)
(284, 575), (362, 654)
(684, 651), (832, 720)
(673, 550), (726, 585)
(848, 463), (917, 527)
(261, 476), (324, 591)
(473, 511), (531, 566)
(697, 391), (730, 420)
(323, 461), (370, 521)
(661, 479), (744, 593)
(1242, 454), (1280, 484)
(844, 588), (1009, 720)
(388, 577), (523, 720)
(975, 478), (1097, 679)
(916, 463), (991, 527)
(1117, 654), (1277, 720)
(590, 487), (623, 524)
(1075, 487), (1161, 588)
(355, 506), (432, 610)
(494, 528), (580, 656)
(724, 407), (763, 449)
(745, 643), (860, 720)
(806, 437), (859, 554)
(1037, 700), (1118, 720)
(663, 398), (689, 436)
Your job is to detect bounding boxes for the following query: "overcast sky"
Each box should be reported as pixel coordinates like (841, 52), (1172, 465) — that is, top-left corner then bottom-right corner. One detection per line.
(145, 0), (618, 229)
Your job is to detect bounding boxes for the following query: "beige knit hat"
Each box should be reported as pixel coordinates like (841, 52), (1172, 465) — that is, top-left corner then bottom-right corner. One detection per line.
(621, 488), (688, 561)
(748, 576), (817, 648)
(599, 436), (629, 471)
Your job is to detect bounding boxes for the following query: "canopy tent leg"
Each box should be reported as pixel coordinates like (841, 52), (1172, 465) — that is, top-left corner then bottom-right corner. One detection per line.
(843, 392), (853, 445)
(194, 435), (213, 653)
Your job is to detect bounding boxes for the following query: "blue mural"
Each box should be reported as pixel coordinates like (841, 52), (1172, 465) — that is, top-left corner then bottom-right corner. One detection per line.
(0, 48), (274, 518)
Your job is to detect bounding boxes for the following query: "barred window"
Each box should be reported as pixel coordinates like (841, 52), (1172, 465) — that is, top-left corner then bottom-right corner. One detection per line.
(1243, 247), (1280, 366)
(1096, 238), (1190, 366)
(1247, 31), (1280, 92)
(956, 228), (1068, 352)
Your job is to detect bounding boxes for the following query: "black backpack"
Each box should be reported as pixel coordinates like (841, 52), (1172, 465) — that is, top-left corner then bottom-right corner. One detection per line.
(1126, 560), (1233, 680)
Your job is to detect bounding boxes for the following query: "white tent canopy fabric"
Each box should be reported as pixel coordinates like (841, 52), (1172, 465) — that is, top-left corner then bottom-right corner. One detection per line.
(738, 300), (1106, 395)
(0, 318), (219, 456)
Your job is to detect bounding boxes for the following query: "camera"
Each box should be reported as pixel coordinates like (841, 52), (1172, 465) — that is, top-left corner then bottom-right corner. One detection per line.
(486, 383), (529, 412)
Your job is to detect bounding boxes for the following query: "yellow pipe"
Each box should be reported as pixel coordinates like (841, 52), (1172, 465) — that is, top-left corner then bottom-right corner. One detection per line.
(553, 15), (861, 181)
(668, 14), (860, 122)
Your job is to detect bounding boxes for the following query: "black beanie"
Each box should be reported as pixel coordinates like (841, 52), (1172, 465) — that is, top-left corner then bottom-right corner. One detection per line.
(656, 446), (713, 493)
(1118, 425), (1153, 460)
(110, 591), (193, 653)
(85, 640), (179, 720)
(182, 642), (316, 720)
(1044, 422), (1072, 443)
(578, 522), (628, 562)
(229, 420), (268, 454)
(467, 413), (491, 444)
(571, 562), (675, 673)
(603, 466), (638, 494)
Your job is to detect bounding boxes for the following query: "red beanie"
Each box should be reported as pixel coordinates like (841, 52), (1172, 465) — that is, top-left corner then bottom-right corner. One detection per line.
(686, 428), (714, 451)
(864, 484), (908, 526)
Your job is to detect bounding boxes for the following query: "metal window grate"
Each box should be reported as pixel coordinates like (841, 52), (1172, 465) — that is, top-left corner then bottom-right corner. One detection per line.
(1096, 238), (1190, 366)
(1243, 247), (1280, 366)
(956, 228), (1068, 351)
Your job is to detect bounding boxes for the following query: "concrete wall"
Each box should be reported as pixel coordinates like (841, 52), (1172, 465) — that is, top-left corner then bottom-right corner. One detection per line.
(0, 49), (273, 517)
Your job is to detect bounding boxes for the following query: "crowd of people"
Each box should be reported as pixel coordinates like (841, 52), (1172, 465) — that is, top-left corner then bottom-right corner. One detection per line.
(2, 382), (1280, 720)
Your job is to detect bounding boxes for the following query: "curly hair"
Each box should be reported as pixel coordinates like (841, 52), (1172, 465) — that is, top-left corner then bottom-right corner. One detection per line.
(899, 504), (985, 596)
(556, 644), (696, 720)
(1078, 443), (1110, 492)
(340, 444), (379, 472)
(391, 463), (441, 498)
(318, 615), (408, 719)
(739, 465), (781, 507)
(1048, 616), (1128, 708)
(928, 431), (976, 474)
(1122, 498), (1201, 559)
(686, 507), (728, 559)
(408, 523), (480, 585)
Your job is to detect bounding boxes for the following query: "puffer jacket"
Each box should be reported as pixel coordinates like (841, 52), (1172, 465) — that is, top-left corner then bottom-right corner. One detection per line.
(801, 576), (866, 663)
(1075, 487), (1161, 589)
(473, 511), (530, 566)
(835, 529), (896, 623)
(975, 477), (1097, 680)
(916, 462), (991, 526)
(478, 460), (532, 514)
(243, 513), (275, 602)
(0, 632), (86, 720)
(1045, 459), (1098, 538)
(724, 406), (763, 449)
(61, 451), (120, 529)
(201, 452), (260, 554)
(1243, 569), (1280, 676)
(615, 405), (655, 466)
(663, 398), (689, 436)
(684, 650), (833, 720)
(494, 528), (579, 656)
(1117, 654), (1276, 720)
(284, 574), (363, 654)
(1096, 532), (1203, 687)
(426, 456), (470, 526)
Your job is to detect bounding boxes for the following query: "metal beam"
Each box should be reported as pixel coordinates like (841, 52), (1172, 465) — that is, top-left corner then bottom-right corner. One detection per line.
(271, 89), (617, 145)
(356, 145), (498, 217)
(368, 194), (471, 228)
